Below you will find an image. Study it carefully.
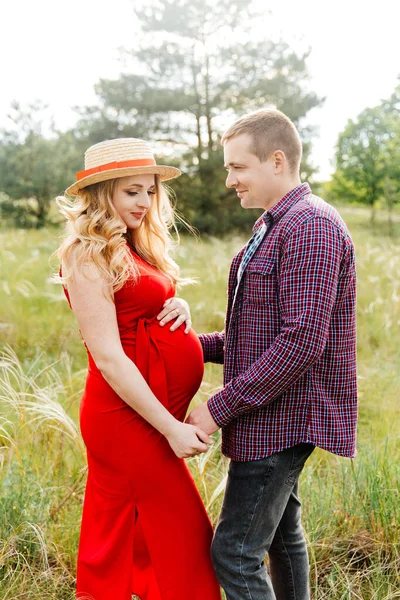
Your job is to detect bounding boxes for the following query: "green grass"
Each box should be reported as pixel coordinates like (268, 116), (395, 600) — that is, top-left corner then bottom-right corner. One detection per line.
(0, 207), (399, 599)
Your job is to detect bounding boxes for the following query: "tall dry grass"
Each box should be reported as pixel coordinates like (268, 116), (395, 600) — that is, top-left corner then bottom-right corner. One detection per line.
(0, 206), (399, 598)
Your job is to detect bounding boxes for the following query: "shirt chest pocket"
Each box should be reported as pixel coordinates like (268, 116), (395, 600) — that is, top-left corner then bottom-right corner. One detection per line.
(242, 260), (277, 305)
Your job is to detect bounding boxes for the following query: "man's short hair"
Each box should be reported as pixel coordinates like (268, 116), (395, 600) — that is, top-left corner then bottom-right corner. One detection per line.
(221, 109), (302, 173)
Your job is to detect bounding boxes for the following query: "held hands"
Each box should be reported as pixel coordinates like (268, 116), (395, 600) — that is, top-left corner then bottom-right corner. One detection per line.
(186, 403), (220, 436)
(157, 297), (192, 334)
(165, 421), (213, 459)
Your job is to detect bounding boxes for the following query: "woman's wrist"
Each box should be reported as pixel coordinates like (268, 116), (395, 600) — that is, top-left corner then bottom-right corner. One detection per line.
(159, 416), (181, 439)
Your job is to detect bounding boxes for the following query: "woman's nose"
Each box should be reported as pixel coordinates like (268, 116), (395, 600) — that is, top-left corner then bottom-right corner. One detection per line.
(137, 193), (152, 208)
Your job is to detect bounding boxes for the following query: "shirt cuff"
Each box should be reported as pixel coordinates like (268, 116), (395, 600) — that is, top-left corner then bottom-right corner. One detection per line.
(207, 388), (234, 427)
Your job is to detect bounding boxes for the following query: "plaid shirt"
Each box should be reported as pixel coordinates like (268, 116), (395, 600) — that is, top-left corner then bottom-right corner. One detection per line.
(198, 183), (358, 461)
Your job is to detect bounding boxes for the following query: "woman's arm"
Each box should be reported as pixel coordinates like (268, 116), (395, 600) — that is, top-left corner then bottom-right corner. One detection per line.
(65, 261), (212, 458)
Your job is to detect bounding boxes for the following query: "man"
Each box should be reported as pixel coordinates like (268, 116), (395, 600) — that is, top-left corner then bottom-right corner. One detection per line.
(186, 109), (358, 600)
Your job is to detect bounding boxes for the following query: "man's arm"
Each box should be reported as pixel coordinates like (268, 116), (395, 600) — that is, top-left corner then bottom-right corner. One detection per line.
(207, 217), (347, 427)
(198, 331), (225, 364)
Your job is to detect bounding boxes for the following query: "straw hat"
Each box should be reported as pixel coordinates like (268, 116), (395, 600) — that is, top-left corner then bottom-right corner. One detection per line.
(65, 138), (181, 196)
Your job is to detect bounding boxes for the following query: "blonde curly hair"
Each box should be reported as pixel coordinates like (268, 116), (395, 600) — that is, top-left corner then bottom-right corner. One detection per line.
(53, 176), (184, 293)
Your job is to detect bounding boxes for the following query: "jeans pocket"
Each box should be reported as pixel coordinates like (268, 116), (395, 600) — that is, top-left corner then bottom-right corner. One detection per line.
(229, 452), (279, 481)
(285, 443), (315, 486)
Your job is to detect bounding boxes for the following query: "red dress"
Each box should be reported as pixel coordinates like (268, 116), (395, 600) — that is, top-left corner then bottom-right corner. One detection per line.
(62, 247), (221, 600)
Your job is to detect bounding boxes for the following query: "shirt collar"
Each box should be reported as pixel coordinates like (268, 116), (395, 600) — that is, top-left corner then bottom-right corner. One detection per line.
(253, 182), (311, 232)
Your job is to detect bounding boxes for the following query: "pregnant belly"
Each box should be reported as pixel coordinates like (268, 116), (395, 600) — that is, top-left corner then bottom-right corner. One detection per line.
(119, 319), (204, 418)
(151, 325), (204, 413)
(83, 319), (204, 422)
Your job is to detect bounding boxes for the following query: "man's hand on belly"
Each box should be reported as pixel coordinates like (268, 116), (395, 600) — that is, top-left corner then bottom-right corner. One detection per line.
(186, 403), (219, 435)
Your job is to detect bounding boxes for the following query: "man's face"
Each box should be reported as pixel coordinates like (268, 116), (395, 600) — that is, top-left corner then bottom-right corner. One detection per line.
(224, 133), (277, 210)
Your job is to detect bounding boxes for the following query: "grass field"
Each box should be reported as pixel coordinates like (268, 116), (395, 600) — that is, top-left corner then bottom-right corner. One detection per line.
(0, 206), (399, 599)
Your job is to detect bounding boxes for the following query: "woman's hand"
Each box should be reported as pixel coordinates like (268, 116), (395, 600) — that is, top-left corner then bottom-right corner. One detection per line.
(165, 421), (213, 459)
(157, 297), (192, 333)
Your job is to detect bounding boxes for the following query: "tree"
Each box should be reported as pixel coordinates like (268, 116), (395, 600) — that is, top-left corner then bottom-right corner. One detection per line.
(73, 99), (146, 149)
(331, 106), (393, 222)
(78, 0), (323, 233)
(0, 103), (80, 228)
(331, 80), (400, 228)
(381, 82), (400, 234)
(381, 114), (400, 236)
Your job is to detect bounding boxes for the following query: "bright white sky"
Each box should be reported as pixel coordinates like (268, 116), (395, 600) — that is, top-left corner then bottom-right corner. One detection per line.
(1, 0), (399, 179)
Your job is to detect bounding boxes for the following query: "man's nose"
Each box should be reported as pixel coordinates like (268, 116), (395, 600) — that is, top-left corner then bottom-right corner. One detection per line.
(226, 171), (238, 189)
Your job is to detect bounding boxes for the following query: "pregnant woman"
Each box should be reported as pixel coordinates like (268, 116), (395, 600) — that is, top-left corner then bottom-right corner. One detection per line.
(55, 138), (221, 600)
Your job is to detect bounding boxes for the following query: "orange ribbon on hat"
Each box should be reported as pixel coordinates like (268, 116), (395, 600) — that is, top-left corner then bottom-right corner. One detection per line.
(76, 158), (157, 180)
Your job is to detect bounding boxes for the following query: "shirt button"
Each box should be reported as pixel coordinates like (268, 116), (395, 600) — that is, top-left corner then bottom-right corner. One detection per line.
(223, 345), (226, 351)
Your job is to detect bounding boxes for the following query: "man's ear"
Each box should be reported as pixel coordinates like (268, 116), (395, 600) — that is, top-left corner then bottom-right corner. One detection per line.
(273, 150), (286, 174)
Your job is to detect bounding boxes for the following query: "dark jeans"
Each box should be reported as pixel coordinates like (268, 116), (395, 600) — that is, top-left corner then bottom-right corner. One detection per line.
(211, 443), (315, 600)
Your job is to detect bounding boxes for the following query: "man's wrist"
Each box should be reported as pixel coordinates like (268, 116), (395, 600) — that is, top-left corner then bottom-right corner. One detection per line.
(207, 390), (233, 427)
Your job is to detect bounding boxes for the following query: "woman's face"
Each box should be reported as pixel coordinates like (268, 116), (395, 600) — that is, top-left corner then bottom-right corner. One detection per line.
(112, 174), (156, 229)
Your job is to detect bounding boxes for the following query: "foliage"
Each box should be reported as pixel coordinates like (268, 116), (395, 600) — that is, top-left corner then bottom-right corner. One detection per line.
(98, 0), (321, 154)
(0, 2), (324, 234)
(331, 82), (400, 226)
(0, 103), (81, 228)
(74, 0), (322, 232)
